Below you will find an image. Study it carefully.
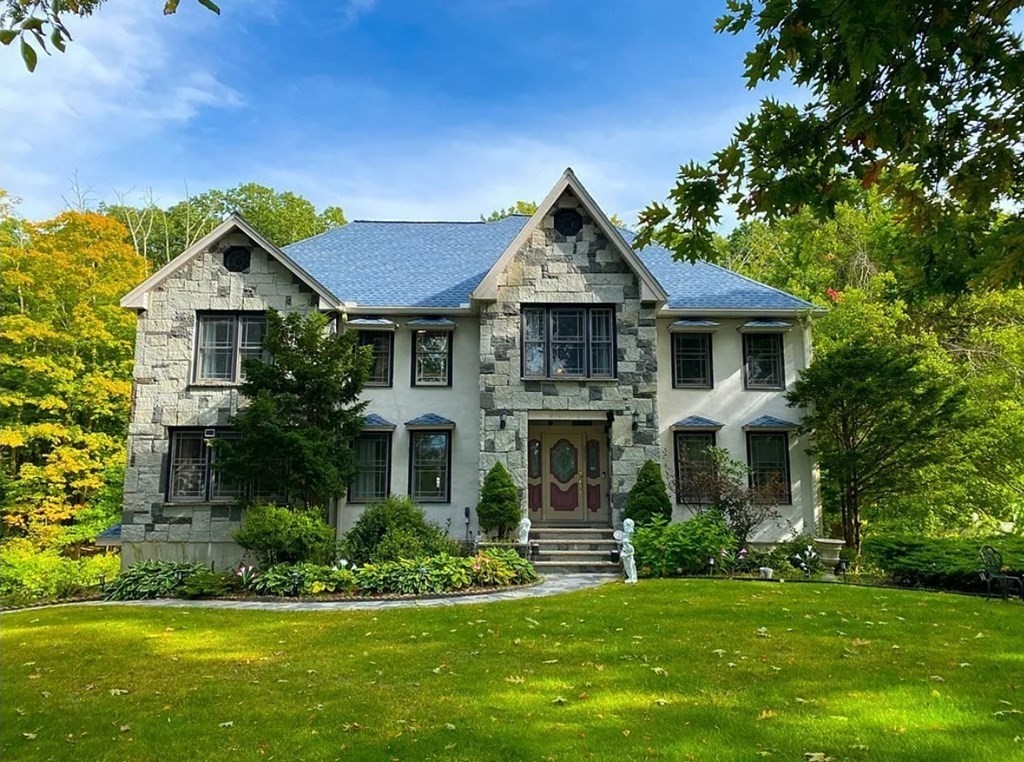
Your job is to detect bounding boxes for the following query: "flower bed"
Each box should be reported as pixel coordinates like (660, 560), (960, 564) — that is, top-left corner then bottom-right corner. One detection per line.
(103, 549), (539, 602)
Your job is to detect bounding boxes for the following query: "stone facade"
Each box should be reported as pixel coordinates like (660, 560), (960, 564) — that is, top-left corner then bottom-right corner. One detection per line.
(477, 191), (660, 525)
(120, 232), (319, 567)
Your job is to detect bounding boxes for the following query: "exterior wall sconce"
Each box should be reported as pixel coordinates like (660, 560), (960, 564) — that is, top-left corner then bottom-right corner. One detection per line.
(631, 409), (639, 431)
(499, 410), (507, 429)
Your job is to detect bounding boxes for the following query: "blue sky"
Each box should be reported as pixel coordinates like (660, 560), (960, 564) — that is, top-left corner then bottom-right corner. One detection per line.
(0, 0), (788, 225)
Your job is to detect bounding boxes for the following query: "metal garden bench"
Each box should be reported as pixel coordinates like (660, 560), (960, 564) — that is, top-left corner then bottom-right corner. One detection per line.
(979, 545), (1023, 601)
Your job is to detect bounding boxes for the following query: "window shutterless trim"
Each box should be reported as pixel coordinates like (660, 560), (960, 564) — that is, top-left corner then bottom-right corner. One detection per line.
(410, 329), (454, 387)
(742, 331), (786, 391)
(192, 311), (268, 386)
(671, 332), (714, 389)
(166, 427), (240, 503)
(519, 304), (617, 380)
(360, 330), (394, 388)
(347, 430), (393, 503)
(407, 429), (452, 503)
(673, 430), (717, 505)
(745, 430), (793, 505)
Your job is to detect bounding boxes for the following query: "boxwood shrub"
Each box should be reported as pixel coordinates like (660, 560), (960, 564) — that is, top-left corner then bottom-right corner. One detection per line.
(863, 534), (1024, 594)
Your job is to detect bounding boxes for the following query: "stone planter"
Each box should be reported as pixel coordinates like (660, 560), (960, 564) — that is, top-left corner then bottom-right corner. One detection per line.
(814, 538), (846, 581)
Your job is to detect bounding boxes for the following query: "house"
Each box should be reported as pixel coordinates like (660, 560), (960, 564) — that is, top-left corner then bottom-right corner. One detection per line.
(118, 169), (821, 569)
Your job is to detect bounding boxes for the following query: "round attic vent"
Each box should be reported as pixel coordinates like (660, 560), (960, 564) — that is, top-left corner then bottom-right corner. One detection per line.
(553, 208), (583, 237)
(223, 246), (251, 273)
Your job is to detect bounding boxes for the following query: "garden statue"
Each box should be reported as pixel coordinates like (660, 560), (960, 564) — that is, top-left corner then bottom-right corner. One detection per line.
(621, 518), (637, 584)
(516, 517), (532, 546)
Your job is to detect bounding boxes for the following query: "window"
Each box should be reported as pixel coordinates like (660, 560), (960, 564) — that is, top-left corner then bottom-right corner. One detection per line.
(746, 432), (792, 504)
(349, 431), (391, 502)
(167, 430), (242, 502)
(743, 332), (785, 390)
(672, 333), (713, 388)
(195, 313), (268, 383)
(674, 431), (716, 504)
(521, 305), (616, 379)
(359, 331), (393, 387)
(409, 431), (451, 502)
(413, 331), (451, 386)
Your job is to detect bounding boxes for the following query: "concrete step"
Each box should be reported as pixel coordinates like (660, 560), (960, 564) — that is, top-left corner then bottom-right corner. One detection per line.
(530, 527), (615, 540)
(537, 549), (617, 563)
(530, 539), (618, 551)
(535, 560), (621, 575)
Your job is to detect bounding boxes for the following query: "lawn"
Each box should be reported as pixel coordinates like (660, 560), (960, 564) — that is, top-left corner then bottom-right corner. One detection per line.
(2, 580), (1022, 761)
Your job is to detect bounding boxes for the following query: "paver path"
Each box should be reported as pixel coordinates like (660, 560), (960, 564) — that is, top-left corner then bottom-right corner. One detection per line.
(94, 574), (615, 611)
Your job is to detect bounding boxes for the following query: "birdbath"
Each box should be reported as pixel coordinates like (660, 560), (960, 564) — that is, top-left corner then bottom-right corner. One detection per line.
(813, 538), (845, 581)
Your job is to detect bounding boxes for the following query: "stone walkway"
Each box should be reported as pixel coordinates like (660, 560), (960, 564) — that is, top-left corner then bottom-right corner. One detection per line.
(96, 574), (616, 611)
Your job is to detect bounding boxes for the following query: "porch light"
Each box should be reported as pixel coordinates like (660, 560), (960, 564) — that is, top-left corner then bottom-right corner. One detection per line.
(631, 409), (640, 431)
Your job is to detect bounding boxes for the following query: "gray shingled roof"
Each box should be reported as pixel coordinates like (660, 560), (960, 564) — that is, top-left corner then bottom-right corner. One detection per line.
(671, 415), (724, 429)
(283, 216), (815, 312)
(404, 413), (456, 428)
(744, 415), (798, 430)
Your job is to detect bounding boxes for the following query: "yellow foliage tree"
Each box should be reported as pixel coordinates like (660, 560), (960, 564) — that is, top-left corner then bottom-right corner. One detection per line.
(0, 201), (148, 548)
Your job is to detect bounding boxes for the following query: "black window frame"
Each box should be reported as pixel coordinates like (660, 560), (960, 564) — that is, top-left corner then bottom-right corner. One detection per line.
(408, 429), (452, 503)
(359, 330), (394, 388)
(520, 304), (618, 380)
(166, 428), (242, 503)
(742, 332), (786, 391)
(673, 430), (717, 504)
(347, 430), (393, 503)
(411, 330), (453, 387)
(671, 333), (714, 388)
(193, 311), (269, 385)
(745, 431), (793, 505)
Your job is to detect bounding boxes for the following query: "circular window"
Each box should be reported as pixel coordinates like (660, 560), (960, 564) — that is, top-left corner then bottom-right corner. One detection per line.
(223, 247), (251, 273)
(553, 208), (583, 237)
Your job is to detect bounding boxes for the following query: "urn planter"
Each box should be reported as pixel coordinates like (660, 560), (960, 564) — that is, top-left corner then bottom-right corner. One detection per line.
(814, 538), (846, 581)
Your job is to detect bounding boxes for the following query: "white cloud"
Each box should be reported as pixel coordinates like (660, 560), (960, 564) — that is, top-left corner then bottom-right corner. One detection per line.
(0, 3), (242, 217)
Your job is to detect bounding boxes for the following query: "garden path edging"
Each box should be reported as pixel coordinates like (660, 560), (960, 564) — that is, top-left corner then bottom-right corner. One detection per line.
(87, 573), (616, 611)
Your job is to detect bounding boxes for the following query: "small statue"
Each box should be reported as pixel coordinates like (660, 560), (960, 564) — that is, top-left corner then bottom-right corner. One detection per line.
(516, 517), (532, 546)
(621, 518), (637, 584)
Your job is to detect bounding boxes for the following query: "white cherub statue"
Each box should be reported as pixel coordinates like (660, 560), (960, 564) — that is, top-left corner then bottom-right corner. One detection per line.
(621, 518), (637, 584)
(516, 516), (532, 546)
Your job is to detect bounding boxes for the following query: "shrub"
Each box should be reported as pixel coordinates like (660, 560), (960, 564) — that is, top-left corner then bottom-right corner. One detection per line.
(104, 560), (206, 601)
(249, 562), (357, 597)
(476, 462), (521, 539)
(233, 504), (337, 566)
(0, 541), (120, 606)
(355, 550), (537, 596)
(863, 534), (1024, 594)
(625, 460), (672, 525)
(178, 570), (242, 599)
(633, 511), (736, 577)
(345, 496), (456, 564)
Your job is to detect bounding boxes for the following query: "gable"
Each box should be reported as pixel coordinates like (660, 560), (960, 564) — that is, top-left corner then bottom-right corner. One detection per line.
(120, 214), (340, 311)
(471, 168), (668, 303)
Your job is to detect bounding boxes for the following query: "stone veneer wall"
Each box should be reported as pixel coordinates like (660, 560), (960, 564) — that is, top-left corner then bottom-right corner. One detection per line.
(120, 232), (318, 568)
(478, 192), (660, 526)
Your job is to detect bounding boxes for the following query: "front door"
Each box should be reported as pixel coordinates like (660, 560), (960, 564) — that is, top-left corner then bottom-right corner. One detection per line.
(528, 424), (610, 525)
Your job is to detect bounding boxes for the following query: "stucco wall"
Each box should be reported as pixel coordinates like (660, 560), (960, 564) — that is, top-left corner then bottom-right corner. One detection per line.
(655, 317), (819, 541)
(478, 191), (661, 527)
(120, 232), (319, 567)
(337, 317), (481, 540)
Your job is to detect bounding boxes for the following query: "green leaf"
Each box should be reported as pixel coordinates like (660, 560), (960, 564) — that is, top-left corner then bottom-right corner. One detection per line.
(196, 0), (221, 14)
(0, 29), (17, 45)
(20, 39), (37, 72)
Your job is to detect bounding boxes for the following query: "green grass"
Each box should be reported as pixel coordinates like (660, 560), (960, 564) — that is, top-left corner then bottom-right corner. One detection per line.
(2, 580), (1022, 761)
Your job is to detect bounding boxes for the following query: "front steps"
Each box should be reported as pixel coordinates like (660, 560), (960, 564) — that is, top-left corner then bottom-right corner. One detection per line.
(529, 527), (621, 575)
